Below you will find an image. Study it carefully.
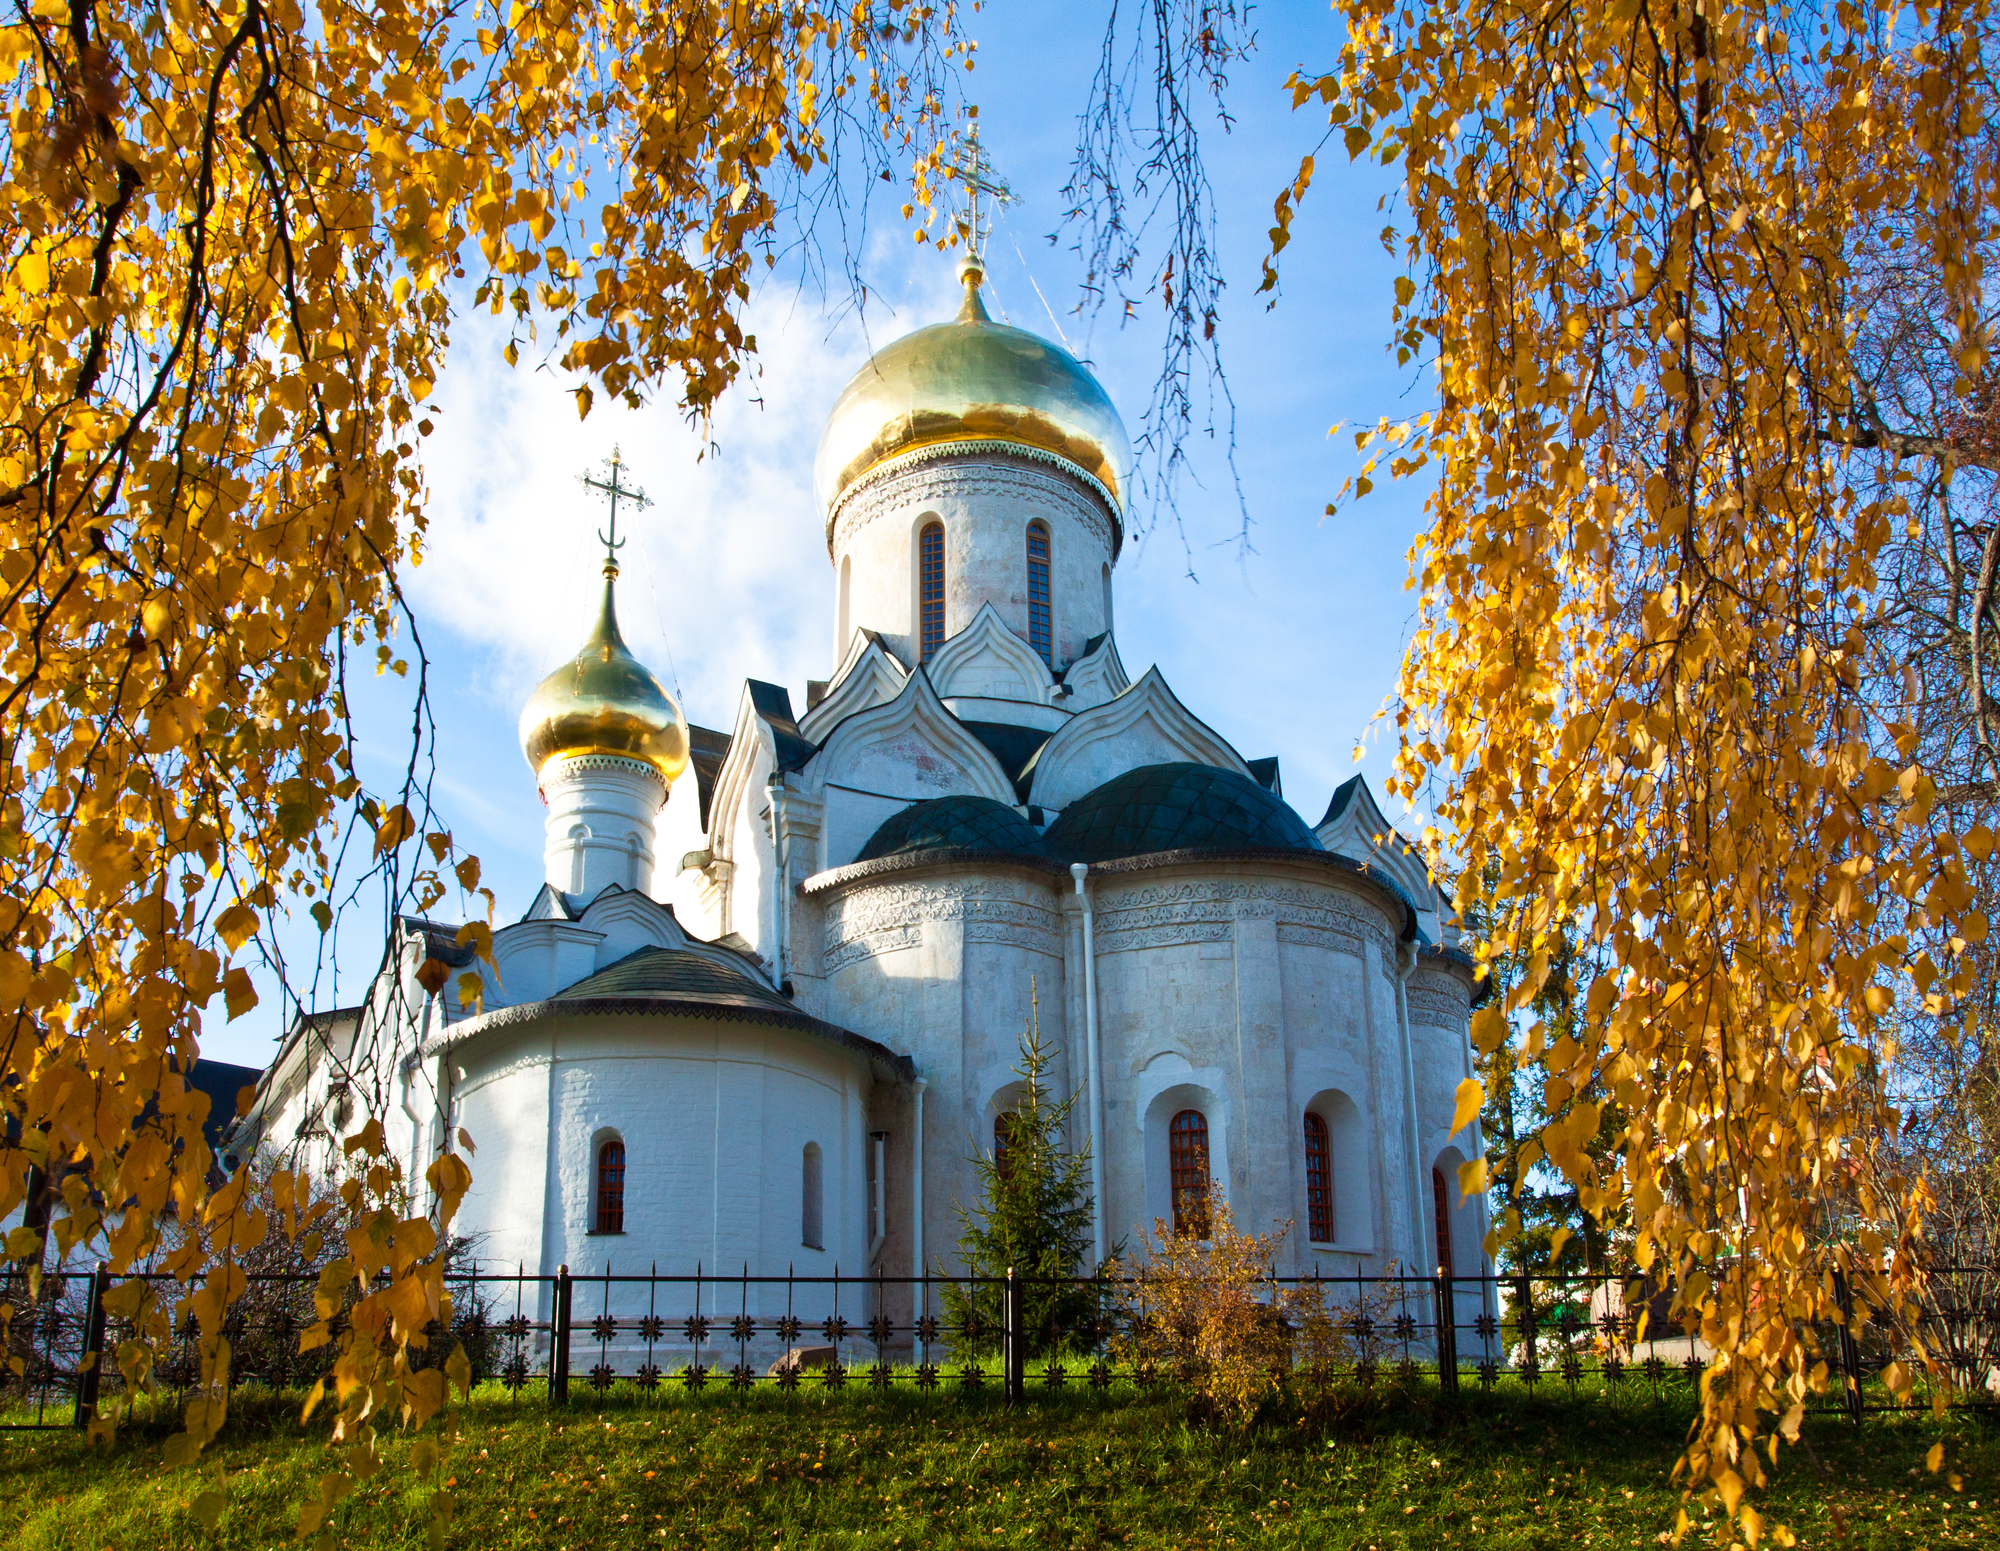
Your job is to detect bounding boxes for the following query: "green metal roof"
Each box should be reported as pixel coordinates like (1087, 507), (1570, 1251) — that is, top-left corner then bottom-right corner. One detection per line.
(560, 945), (796, 1011)
(1042, 762), (1323, 864)
(857, 794), (1052, 863)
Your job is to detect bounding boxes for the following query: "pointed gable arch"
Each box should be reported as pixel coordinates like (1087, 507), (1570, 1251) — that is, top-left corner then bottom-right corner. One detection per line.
(709, 681), (796, 867)
(573, 886), (690, 967)
(799, 630), (908, 743)
(925, 600), (1057, 707)
(1023, 666), (1250, 813)
(1315, 774), (1445, 939)
(805, 667), (1017, 808)
(1060, 632), (1130, 712)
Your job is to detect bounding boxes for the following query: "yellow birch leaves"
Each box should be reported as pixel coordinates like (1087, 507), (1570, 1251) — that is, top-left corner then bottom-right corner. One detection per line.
(1282, 0), (1994, 1530)
(0, 0), (957, 1520)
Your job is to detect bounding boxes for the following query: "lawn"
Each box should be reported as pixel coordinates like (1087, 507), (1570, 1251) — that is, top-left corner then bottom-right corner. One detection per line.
(0, 1386), (1992, 1549)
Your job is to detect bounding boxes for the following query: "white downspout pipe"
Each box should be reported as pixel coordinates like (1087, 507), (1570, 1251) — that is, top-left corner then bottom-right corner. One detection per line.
(1395, 941), (1430, 1275)
(911, 1078), (927, 1278)
(1070, 864), (1108, 1271)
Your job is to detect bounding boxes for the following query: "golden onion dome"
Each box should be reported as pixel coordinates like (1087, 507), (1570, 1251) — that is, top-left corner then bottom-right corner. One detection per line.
(814, 259), (1133, 535)
(519, 566), (690, 786)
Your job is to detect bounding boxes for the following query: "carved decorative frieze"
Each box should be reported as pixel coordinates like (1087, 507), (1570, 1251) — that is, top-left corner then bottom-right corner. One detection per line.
(822, 923), (920, 974)
(1092, 879), (1396, 962)
(1406, 974), (1471, 1030)
(820, 879), (1061, 974)
(831, 451), (1117, 556)
(964, 920), (1064, 958)
(1275, 921), (1366, 958)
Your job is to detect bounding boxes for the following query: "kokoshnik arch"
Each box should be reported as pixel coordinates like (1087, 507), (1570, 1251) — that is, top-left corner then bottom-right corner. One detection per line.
(233, 251), (1492, 1341)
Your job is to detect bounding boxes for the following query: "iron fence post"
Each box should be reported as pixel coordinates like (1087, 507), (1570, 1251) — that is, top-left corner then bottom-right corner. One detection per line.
(72, 1261), (109, 1429)
(552, 1264), (573, 1406)
(1004, 1267), (1025, 1403)
(1834, 1268), (1864, 1427)
(1435, 1266), (1458, 1395)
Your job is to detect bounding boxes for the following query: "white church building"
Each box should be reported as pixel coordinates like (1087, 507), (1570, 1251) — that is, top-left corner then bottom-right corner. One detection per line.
(236, 254), (1489, 1317)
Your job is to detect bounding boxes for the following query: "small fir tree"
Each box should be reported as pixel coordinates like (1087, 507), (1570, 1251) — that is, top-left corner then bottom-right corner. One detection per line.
(943, 986), (1107, 1357)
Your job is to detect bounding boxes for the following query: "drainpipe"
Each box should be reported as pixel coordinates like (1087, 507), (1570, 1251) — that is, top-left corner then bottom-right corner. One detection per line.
(1395, 941), (1429, 1276)
(1070, 864), (1108, 1271)
(911, 1078), (927, 1279)
(766, 771), (789, 992)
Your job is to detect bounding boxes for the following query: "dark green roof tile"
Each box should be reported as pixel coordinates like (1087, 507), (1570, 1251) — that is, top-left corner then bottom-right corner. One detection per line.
(1043, 762), (1322, 864)
(561, 945), (794, 1011)
(857, 794), (1052, 863)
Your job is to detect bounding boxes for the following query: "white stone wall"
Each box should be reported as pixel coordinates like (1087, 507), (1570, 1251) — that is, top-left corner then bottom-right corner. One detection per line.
(828, 449), (1116, 674)
(805, 855), (1460, 1284)
(812, 865), (1070, 1276)
(1083, 862), (1429, 1276)
(448, 1010), (877, 1324)
(653, 760), (717, 934)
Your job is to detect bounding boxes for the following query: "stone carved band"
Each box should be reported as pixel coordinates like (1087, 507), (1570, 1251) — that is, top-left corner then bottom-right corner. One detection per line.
(822, 924), (921, 974)
(1275, 921), (1366, 957)
(1097, 920), (1231, 953)
(965, 921), (1064, 958)
(829, 449), (1118, 557)
(821, 880), (1061, 974)
(1406, 976), (1471, 1029)
(1092, 879), (1395, 960)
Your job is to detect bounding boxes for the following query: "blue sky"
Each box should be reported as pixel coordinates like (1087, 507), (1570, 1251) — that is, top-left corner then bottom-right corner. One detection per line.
(208, 1), (1438, 1066)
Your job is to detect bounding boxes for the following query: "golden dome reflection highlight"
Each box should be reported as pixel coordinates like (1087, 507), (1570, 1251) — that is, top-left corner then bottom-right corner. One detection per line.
(813, 259), (1134, 533)
(518, 565), (690, 787)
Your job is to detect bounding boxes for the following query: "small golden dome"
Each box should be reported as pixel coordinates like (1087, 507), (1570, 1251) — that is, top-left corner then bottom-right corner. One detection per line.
(814, 259), (1133, 534)
(519, 568), (690, 786)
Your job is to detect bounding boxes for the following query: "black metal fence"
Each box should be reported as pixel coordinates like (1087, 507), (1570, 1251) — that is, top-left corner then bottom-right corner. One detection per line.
(3, 1260), (1994, 1431)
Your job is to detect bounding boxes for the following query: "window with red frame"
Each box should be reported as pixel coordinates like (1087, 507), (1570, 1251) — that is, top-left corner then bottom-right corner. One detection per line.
(1431, 1165), (1455, 1276)
(993, 1111), (1015, 1181)
(1169, 1109), (1211, 1237)
(1304, 1112), (1333, 1242)
(595, 1138), (625, 1234)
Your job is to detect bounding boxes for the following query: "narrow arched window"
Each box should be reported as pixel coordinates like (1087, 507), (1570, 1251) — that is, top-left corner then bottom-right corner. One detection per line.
(1168, 1109), (1210, 1238)
(1304, 1112), (1334, 1242)
(1431, 1165), (1456, 1276)
(993, 1112), (1015, 1181)
(837, 553), (852, 654)
(1026, 521), (1052, 668)
(802, 1141), (824, 1250)
(918, 521), (946, 662)
(1101, 561), (1114, 633)
(594, 1139), (625, 1234)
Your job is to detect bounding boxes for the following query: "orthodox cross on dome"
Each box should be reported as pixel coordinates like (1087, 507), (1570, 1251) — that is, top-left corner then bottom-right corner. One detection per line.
(948, 126), (1015, 278)
(579, 446), (651, 577)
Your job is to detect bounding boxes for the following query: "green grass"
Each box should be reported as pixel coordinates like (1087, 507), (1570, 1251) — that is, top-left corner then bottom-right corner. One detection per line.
(0, 1385), (1993, 1549)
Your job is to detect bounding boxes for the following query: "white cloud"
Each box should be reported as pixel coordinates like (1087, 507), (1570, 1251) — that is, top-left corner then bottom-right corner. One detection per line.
(408, 271), (961, 735)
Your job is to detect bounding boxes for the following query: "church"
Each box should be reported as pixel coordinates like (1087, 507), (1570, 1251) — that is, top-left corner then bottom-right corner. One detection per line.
(235, 250), (1489, 1320)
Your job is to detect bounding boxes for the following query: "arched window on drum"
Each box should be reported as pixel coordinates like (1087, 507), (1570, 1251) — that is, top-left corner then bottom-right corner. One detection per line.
(1168, 1109), (1211, 1238)
(1026, 521), (1052, 668)
(918, 520), (946, 662)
